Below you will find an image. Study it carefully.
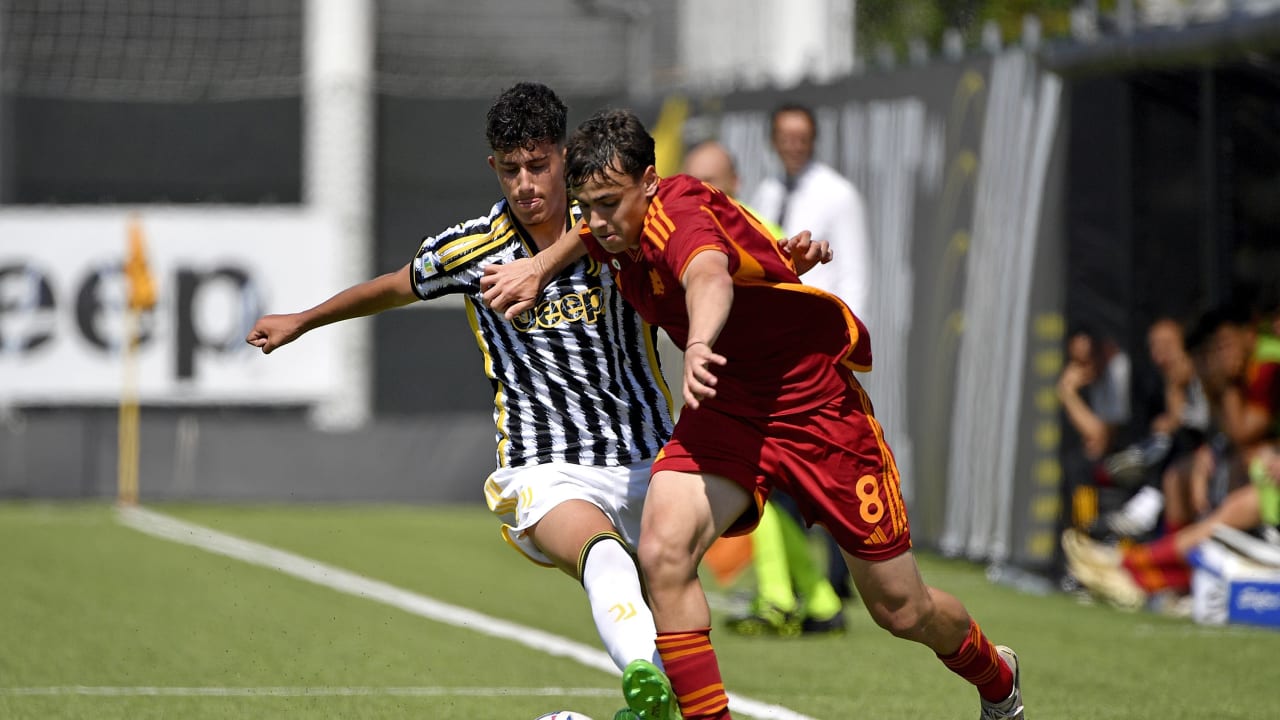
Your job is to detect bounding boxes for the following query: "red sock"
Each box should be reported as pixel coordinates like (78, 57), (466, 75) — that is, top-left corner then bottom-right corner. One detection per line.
(1146, 535), (1182, 566)
(655, 628), (731, 720)
(1122, 536), (1191, 593)
(1160, 565), (1192, 593)
(937, 619), (1013, 703)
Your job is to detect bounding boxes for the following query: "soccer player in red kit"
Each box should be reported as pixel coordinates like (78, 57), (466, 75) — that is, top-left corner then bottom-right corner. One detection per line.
(559, 109), (1025, 720)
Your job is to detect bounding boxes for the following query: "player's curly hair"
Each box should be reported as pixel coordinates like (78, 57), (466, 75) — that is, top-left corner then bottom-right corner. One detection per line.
(564, 109), (655, 189)
(485, 82), (568, 153)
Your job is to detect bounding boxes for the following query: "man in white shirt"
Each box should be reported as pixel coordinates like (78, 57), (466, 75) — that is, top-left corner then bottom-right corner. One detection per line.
(752, 102), (873, 602)
(751, 103), (871, 318)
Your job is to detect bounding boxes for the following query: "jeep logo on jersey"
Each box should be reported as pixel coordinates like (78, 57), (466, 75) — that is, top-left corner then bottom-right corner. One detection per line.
(511, 286), (605, 332)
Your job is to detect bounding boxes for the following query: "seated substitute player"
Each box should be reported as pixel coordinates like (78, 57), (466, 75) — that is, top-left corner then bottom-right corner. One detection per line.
(248, 83), (830, 720)
(487, 108), (1024, 720)
(1064, 302), (1280, 609)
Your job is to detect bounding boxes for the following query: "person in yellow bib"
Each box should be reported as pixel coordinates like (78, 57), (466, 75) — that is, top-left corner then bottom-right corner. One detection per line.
(682, 139), (847, 636)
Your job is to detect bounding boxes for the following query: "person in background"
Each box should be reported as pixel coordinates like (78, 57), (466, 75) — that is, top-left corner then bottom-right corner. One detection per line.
(1099, 317), (1210, 539)
(751, 101), (873, 601)
(1055, 327), (1133, 554)
(683, 139), (847, 636)
(681, 141), (742, 202)
(1064, 302), (1280, 610)
(751, 102), (870, 320)
(1059, 329), (1132, 464)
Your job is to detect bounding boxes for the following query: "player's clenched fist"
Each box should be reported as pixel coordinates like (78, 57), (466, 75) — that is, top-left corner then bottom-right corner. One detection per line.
(246, 313), (306, 354)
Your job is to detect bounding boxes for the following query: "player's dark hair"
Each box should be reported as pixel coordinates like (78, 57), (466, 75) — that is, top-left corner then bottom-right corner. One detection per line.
(564, 109), (655, 189)
(485, 82), (568, 153)
(770, 103), (818, 139)
(1186, 301), (1254, 352)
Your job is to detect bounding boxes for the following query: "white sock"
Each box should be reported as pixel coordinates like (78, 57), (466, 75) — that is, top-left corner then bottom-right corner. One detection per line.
(1108, 485), (1165, 536)
(1122, 486), (1164, 526)
(581, 536), (661, 671)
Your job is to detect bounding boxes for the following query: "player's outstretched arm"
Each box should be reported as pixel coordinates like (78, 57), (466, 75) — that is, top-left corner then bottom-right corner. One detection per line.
(777, 230), (834, 276)
(246, 262), (418, 354)
(679, 251), (732, 410)
(481, 220), (588, 320)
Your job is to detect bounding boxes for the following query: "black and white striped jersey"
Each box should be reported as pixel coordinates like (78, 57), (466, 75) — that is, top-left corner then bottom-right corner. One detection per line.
(411, 199), (674, 469)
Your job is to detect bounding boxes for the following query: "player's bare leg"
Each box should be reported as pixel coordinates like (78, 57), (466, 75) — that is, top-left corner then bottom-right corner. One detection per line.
(845, 551), (970, 650)
(846, 551), (1022, 718)
(528, 500), (660, 671)
(635, 470), (751, 720)
(638, 471), (749, 627)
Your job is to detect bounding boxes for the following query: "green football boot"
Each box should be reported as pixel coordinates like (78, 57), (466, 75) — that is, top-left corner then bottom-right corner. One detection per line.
(620, 659), (681, 720)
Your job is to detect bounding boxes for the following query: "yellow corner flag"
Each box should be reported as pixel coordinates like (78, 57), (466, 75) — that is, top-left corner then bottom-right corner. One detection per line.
(124, 215), (157, 312)
(118, 214), (155, 507)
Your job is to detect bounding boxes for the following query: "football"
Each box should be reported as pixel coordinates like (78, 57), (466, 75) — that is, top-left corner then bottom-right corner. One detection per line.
(533, 713), (596, 720)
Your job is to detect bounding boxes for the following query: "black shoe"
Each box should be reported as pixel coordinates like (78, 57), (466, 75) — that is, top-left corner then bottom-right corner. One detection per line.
(831, 578), (854, 600)
(801, 609), (846, 635)
(725, 603), (802, 637)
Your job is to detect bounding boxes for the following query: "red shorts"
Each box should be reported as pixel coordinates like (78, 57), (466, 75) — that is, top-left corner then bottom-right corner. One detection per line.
(653, 377), (911, 562)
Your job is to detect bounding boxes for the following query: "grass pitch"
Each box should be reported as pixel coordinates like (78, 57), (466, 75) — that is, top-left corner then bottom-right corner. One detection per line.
(2, 502), (1276, 719)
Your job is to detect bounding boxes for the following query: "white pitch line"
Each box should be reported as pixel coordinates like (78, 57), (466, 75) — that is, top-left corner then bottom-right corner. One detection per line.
(2, 686), (617, 698)
(116, 506), (818, 720)
(1133, 622), (1262, 638)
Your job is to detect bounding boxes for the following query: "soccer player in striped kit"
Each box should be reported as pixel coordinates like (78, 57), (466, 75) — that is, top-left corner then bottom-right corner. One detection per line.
(492, 108), (1026, 720)
(248, 83), (673, 720)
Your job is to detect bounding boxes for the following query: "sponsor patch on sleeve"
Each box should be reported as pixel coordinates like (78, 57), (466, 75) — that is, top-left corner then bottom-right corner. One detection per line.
(414, 250), (441, 281)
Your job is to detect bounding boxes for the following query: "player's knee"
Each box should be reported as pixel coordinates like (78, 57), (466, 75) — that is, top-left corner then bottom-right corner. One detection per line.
(636, 533), (696, 589)
(870, 598), (933, 640)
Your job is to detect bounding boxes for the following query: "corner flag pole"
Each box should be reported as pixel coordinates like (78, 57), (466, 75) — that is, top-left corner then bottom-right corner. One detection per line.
(118, 214), (156, 507)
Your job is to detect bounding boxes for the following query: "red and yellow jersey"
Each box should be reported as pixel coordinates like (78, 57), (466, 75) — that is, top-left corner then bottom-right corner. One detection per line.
(1244, 358), (1280, 438)
(580, 174), (872, 417)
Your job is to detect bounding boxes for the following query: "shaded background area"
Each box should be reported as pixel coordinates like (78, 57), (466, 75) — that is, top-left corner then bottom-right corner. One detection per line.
(2, 1), (1280, 573)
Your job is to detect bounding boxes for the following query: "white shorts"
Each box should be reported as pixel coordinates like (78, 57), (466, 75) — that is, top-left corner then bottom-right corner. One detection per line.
(484, 461), (652, 566)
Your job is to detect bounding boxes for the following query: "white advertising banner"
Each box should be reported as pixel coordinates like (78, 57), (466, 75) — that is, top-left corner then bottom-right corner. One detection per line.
(0, 208), (343, 405)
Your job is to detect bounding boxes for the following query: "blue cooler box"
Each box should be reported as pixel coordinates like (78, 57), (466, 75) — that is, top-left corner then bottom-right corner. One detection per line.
(1188, 527), (1280, 629)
